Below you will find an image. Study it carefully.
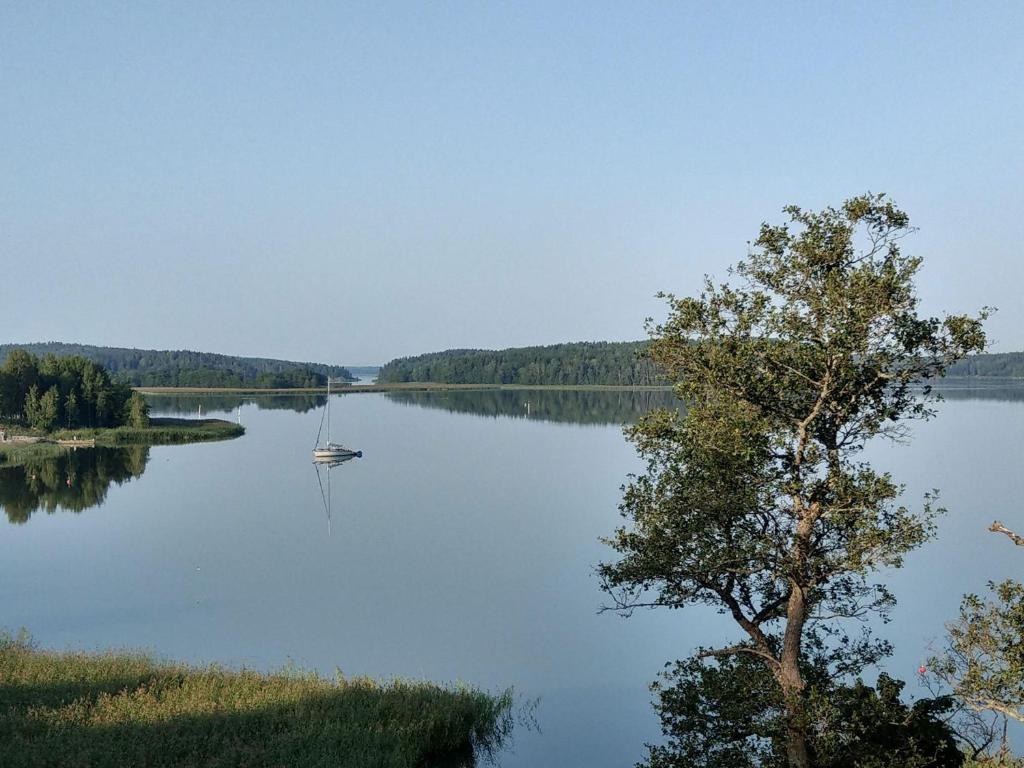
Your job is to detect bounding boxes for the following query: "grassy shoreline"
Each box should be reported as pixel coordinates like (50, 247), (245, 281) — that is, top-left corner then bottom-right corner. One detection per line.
(0, 632), (513, 768)
(0, 418), (243, 464)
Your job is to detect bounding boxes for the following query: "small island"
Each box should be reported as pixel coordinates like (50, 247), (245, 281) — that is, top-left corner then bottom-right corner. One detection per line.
(0, 350), (243, 464)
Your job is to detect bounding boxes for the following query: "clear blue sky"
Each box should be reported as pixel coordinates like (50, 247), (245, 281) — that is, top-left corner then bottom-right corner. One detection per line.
(2, 1), (1020, 365)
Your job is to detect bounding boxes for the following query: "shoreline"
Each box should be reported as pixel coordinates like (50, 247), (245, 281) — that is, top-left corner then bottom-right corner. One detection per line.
(0, 418), (244, 462)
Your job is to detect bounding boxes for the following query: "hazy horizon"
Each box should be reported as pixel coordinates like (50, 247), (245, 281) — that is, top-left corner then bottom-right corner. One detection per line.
(3, 3), (1021, 365)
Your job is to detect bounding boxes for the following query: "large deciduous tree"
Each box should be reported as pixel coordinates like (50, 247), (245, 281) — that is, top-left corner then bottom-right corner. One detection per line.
(600, 195), (987, 767)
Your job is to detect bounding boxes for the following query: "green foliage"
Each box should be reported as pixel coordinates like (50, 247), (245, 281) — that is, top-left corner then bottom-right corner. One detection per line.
(0, 351), (133, 430)
(930, 580), (1024, 725)
(600, 194), (988, 767)
(0, 342), (353, 389)
(379, 341), (665, 385)
(0, 632), (514, 768)
(645, 653), (962, 768)
(125, 391), (150, 428)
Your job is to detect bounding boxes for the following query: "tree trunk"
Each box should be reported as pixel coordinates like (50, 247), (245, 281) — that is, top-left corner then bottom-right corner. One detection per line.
(780, 567), (812, 766)
(784, 707), (812, 768)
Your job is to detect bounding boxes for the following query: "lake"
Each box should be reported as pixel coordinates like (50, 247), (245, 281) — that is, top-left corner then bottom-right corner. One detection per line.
(2, 386), (1023, 765)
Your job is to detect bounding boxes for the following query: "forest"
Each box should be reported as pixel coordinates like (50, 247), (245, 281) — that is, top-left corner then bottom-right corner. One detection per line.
(378, 341), (665, 386)
(0, 343), (353, 389)
(0, 350), (146, 431)
(380, 342), (1024, 387)
(945, 352), (1024, 378)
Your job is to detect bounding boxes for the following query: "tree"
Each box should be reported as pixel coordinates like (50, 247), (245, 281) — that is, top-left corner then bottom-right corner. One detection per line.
(125, 392), (150, 429)
(931, 581), (1024, 724)
(23, 384), (58, 431)
(646, 649), (963, 768)
(600, 194), (988, 768)
(928, 520), (1024, 763)
(64, 390), (78, 429)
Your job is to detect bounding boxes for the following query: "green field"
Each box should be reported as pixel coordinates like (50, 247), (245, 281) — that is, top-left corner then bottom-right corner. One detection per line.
(0, 632), (513, 768)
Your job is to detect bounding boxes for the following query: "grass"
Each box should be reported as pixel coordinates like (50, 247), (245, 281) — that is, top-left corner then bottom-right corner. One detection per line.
(0, 417), (244, 454)
(51, 417), (246, 446)
(0, 632), (514, 768)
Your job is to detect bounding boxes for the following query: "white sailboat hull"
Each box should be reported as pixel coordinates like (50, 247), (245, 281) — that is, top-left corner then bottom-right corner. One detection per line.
(313, 446), (361, 460)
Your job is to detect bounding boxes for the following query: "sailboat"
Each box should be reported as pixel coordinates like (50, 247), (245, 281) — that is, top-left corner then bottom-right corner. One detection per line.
(312, 378), (362, 461)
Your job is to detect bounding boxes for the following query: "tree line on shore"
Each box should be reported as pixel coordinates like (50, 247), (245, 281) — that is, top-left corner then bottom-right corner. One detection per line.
(0, 343), (353, 389)
(378, 341), (666, 386)
(378, 342), (1023, 388)
(0, 350), (148, 432)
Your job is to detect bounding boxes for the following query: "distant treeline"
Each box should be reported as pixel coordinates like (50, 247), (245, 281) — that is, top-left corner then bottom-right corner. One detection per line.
(378, 342), (665, 386)
(379, 342), (1024, 386)
(0, 350), (147, 431)
(0, 343), (353, 389)
(944, 352), (1024, 378)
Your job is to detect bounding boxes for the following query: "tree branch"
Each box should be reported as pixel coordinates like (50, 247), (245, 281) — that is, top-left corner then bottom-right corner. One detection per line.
(988, 521), (1024, 547)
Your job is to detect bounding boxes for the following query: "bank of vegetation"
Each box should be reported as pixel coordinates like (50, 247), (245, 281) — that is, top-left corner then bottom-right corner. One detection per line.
(0, 632), (513, 768)
(0, 351), (244, 458)
(378, 341), (664, 386)
(379, 341), (1024, 388)
(0, 342), (353, 389)
(945, 352), (1024, 378)
(0, 349), (148, 431)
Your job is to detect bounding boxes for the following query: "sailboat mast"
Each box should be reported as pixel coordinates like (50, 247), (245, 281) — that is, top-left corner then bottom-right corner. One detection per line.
(326, 377), (331, 443)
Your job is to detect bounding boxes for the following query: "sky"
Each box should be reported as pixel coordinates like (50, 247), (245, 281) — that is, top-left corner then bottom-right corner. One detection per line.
(1, 1), (1021, 366)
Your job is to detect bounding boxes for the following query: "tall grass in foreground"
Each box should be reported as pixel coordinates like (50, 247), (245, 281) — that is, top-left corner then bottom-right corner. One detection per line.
(0, 633), (514, 768)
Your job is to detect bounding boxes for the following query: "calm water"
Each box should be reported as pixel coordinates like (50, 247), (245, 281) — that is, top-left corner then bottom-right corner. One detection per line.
(2, 387), (1023, 765)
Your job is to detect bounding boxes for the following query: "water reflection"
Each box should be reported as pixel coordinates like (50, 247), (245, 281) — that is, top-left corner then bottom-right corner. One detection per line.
(384, 388), (681, 425)
(385, 383), (1024, 424)
(145, 393), (327, 415)
(932, 380), (1024, 402)
(0, 446), (149, 524)
(313, 455), (358, 536)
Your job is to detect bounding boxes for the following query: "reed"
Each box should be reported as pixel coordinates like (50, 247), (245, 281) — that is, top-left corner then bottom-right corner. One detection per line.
(0, 632), (513, 768)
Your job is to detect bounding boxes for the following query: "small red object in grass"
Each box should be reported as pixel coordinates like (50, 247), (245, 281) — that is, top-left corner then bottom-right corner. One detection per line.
(918, 666), (927, 674)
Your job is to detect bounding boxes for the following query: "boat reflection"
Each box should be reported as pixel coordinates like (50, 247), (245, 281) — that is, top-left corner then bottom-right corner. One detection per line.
(313, 454), (359, 536)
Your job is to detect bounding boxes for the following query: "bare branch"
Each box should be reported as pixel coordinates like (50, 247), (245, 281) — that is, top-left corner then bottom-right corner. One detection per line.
(989, 521), (1024, 547)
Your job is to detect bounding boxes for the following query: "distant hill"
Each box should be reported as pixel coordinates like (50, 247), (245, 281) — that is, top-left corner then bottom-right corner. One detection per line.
(378, 341), (664, 386)
(0, 343), (353, 389)
(379, 342), (1024, 387)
